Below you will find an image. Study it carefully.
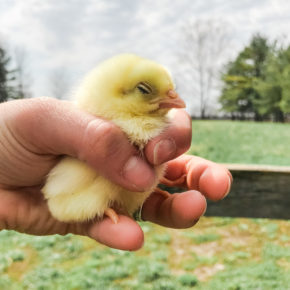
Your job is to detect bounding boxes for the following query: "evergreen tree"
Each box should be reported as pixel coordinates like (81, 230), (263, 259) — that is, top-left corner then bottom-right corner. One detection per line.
(0, 46), (9, 102)
(0, 45), (15, 102)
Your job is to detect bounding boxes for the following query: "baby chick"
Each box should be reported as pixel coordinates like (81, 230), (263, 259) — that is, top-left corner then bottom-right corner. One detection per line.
(42, 54), (185, 223)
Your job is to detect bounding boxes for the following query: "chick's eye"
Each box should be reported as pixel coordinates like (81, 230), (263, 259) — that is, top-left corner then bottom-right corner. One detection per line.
(137, 82), (152, 94)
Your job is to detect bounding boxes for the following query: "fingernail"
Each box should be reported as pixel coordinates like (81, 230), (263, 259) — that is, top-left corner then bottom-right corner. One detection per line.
(123, 156), (155, 191)
(168, 108), (191, 130)
(223, 176), (232, 199)
(153, 138), (176, 165)
(167, 108), (179, 118)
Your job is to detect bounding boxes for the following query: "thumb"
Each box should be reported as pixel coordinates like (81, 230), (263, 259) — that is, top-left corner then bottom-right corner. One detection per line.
(3, 97), (156, 191)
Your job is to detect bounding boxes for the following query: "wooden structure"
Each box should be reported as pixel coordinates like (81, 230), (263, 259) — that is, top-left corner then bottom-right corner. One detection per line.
(206, 164), (290, 220)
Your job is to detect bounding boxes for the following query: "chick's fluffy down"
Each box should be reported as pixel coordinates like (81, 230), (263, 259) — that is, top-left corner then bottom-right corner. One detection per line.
(43, 158), (165, 222)
(42, 54), (185, 222)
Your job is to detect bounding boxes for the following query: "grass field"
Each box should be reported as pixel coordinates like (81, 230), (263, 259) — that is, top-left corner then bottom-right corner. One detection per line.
(0, 120), (290, 289)
(0, 218), (289, 289)
(189, 120), (290, 166)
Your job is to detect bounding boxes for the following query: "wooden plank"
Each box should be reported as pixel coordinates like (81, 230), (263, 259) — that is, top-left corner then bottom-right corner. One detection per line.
(205, 164), (290, 220)
(223, 163), (290, 173)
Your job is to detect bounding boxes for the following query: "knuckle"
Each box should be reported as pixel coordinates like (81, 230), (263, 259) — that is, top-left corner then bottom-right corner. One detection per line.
(81, 119), (127, 163)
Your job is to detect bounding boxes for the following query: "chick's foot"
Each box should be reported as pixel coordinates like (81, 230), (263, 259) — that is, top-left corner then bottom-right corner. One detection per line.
(104, 208), (119, 224)
(160, 174), (187, 187)
(154, 187), (170, 198)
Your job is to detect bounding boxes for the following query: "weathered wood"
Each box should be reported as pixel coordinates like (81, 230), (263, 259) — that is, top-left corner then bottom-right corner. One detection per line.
(205, 164), (290, 220)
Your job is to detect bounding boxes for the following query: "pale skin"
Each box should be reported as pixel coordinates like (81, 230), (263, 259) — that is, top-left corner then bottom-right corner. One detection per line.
(0, 97), (232, 251)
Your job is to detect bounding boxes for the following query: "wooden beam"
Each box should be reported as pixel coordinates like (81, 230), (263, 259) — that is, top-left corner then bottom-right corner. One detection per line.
(205, 164), (290, 220)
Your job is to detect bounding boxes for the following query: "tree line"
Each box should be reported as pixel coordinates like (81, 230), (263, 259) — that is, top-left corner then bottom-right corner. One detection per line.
(179, 20), (290, 122)
(2, 25), (290, 123)
(220, 34), (290, 122)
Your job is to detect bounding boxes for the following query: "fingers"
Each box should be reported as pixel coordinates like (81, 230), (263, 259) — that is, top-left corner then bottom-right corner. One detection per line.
(145, 109), (192, 165)
(141, 155), (232, 228)
(142, 190), (207, 228)
(86, 215), (144, 251)
(164, 155), (232, 201)
(1, 98), (155, 191)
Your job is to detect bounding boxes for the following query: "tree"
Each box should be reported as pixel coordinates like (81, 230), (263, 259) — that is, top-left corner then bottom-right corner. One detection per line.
(0, 43), (30, 102)
(219, 34), (272, 121)
(279, 51), (290, 114)
(0, 45), (14, 102)
(179, 19), (230, 118)
(257, 45), (290, 120)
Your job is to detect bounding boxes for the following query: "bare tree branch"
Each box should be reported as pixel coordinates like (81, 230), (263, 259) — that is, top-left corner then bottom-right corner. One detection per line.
(179, 19), (231, 118)
(14, 47), (32, 99)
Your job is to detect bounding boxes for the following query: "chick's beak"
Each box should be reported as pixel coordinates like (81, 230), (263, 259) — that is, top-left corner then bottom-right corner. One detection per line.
(159, 90), (186, 109)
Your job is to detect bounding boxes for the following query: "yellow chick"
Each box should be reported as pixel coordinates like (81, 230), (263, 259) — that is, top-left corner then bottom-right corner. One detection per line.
(42, 54), (185, 223)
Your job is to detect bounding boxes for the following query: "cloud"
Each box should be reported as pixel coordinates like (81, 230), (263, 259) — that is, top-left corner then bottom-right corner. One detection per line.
(1, 0), (290, 106)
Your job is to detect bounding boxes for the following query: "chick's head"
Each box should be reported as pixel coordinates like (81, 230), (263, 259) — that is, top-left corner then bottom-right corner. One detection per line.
(76, 54), (185, 119)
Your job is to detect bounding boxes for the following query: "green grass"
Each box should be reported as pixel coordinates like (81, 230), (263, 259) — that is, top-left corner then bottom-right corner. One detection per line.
(182, 232), (221, 244)
(189, 120), (290, 165)
(0, 218), (289, 289)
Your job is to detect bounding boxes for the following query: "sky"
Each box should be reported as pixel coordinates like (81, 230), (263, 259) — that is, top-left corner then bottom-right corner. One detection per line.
(1, 0), (290, 114)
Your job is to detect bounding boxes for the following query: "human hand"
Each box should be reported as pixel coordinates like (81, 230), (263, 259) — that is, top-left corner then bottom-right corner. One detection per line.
(0, 97), (231, 251)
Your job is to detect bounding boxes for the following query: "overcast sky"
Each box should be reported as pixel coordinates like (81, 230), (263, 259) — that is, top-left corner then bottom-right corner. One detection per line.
(1, 0), (290, 112)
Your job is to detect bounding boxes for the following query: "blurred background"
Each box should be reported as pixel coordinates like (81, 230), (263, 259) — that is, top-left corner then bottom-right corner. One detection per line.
(0, 1), (289, 289)
(1, 0), (290, 120)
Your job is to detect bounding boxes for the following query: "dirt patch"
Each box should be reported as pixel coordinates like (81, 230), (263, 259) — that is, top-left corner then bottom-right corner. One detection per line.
(194, 263), (225, 281)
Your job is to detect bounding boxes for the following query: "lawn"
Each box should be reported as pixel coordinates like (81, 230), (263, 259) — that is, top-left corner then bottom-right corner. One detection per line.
(189, 120), (290, 166)
(1, 120), (290, 289)
(0, 218), (289, 289)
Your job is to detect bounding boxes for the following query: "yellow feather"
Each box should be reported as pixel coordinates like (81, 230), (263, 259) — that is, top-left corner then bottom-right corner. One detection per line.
(42, 54), (182, 222)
